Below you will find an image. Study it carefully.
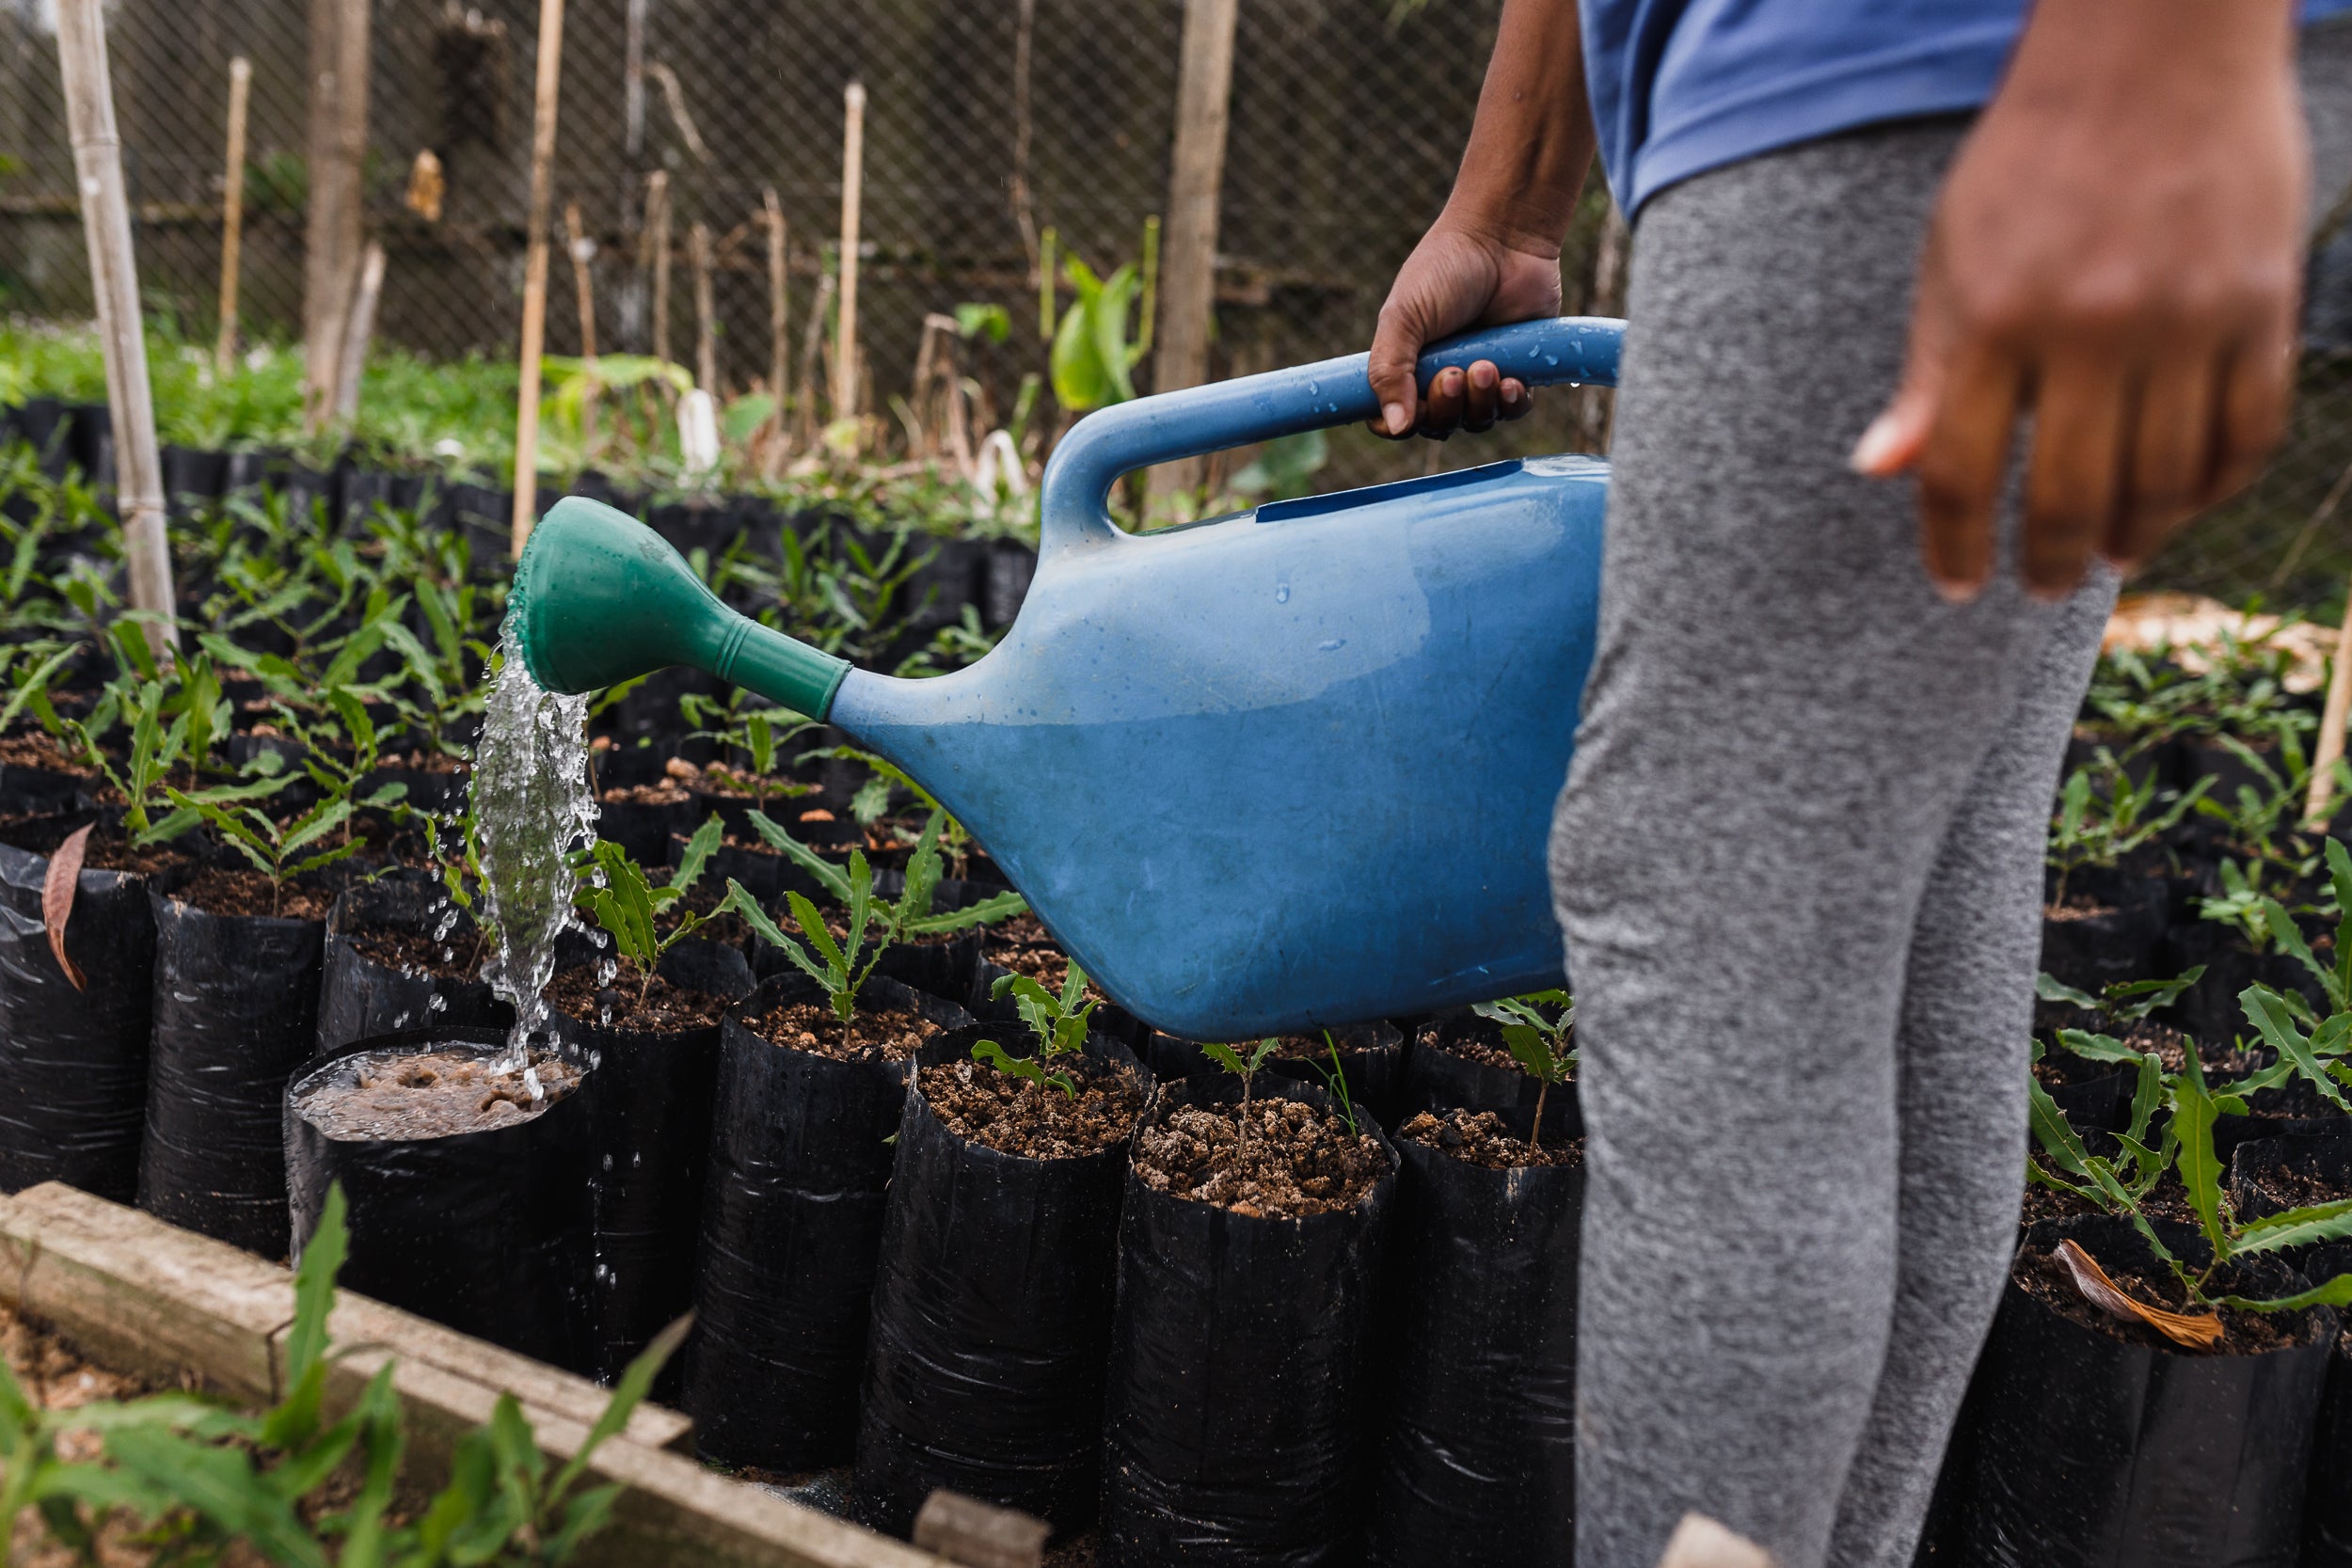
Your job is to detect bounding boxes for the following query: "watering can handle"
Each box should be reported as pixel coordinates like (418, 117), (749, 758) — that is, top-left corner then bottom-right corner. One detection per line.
(1036, 314), (1623, 555)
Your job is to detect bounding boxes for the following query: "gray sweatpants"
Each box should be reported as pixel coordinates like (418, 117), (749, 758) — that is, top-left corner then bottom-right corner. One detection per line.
(1551, 25), (2352, 1568)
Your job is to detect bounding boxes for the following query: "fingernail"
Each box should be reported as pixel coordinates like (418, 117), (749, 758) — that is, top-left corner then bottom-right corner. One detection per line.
(1850, 414), (1902, 475)
(1930, 573), (1980, 606)
(1383, 403), (1406, 436)
(1470, 361), (1496, 388)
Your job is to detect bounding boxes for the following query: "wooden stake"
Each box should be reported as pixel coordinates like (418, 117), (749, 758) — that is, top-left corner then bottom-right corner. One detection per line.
(330, 240), (385, 423)
(509, 0), (569, 556)
(564, 201), (597, 358)
(213, 55), (250, 374)
(1009, 0), (1038, 268)
(1149, 0), (1238, 495)
(795, 268), (834, 449)
(55, 0), (177, 654)
(691, 219), (717, 394)
(763, 188), (788, 411)
(2307, 599), (2352, 827)
(645, 170), (673, 365)
(564, 200), (597, 452)
(302, 0), (373, 434)
(834, 79), (865, 423)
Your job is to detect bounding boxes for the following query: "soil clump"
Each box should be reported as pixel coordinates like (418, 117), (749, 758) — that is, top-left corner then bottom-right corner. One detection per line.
(918, 1054), (1142, 1159)
(1397, 1108), (1582, 1169)
(747, 1000), (936, 1063)
(1134, 1098), (1387, 1218)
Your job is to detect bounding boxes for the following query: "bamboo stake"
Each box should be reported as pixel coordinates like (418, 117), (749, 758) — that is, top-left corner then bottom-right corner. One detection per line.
(833, 80), (865, 423)
(55, 0), (177, 654)
(330, 240), (385, 422)
(1009, 0), (1038, 268)
(1150, 0), (1238, 497)
(691, 220), (717, 394)
(794, 268), (833, 449)
(2308, 601), (2352, 827)
(213, 55), (250, 374)
(509, 0), (569, 556)
(646, 170), (673, 365)
(763, 188), (787, 408)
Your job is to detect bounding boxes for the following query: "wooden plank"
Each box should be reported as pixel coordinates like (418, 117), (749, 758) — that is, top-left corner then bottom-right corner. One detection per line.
(0, 1186), (938, 1568)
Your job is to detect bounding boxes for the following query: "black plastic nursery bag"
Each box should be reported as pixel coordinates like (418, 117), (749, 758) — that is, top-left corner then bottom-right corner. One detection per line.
(0, 841), (154, 1199)
(284, 1025), (596, 1371)
(853, 1028), (1150, 1536)
(1099, 1078), (1398, 1568)
(317, 879), (512, 1053)
(1960, 1216), (2335, 1568)
(1367, 1102), (1582, 1568)
(682, 974), (971, 1470)
(138, 887), (326, 1257)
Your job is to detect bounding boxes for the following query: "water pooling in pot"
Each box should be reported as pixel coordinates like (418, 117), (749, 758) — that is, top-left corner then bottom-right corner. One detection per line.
(469, 626), (598, 1080)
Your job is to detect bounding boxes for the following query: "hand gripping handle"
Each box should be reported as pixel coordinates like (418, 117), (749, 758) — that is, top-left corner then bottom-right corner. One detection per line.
(1035, 315), (1623, 555)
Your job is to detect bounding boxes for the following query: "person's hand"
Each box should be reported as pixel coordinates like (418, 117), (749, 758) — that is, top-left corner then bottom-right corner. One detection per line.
(1851, 0), (2309, 601)
(1365, 222), (1562, 439)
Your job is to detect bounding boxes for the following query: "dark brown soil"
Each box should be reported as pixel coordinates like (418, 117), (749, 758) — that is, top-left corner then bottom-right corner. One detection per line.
(985, 919), (1106, 1000)
(601, 781), (691, 806)
(991, 912), (1051, 945)
(2020, 1171), (2199, 1228)
(348, 922), (488, 981)
(747, 1000), (937, 1063)
(1268, 1032), (1350, 1060)
(2240, 1160), (2352, 1214)
(917, 1053), (1143, 1159)
(1133, 1098), (1388, 1218)
(373, 749), (467, 774)
(168, 866), (330, 921)
(547, 958), (729, 1031)
(0, 817), (199, 878)
(295, 1047), (580, 1139)
(2013, 1236), (2322, 1354)
(0, 732), (97, 777)
(1398, 1108), (1582, 1169)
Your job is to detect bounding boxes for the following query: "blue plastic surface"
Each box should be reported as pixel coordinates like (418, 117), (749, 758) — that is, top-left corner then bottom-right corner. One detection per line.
(825, 316), (1621, 1038)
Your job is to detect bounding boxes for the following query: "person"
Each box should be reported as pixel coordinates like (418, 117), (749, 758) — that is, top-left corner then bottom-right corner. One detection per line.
(1365, 3), (2352, 1565)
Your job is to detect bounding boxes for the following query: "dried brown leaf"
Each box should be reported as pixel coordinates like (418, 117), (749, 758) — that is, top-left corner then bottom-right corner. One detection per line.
(2056, 1237), (2222, 1349)
(41, 822), (91, 991)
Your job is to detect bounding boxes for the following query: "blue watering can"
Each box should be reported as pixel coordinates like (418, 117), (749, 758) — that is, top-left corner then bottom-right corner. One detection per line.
(513, 315), (1621, 1039)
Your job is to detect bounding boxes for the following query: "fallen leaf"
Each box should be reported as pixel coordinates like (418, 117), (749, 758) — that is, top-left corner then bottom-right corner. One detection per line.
(42, 823), (91, 992)
(2056, 1238), (2222, 1349)
(799, 809), (835, 823)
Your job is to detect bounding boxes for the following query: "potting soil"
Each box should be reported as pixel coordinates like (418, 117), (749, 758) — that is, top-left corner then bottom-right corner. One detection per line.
(1132, 1097), (1386, 1218)
(469, 628), (596, 1069)
(293, 1046), (582, 1139)
(1397, 1107), (1582, 1169)
(2013, 1232), (2322, 1354)
(919, 1054), (1142, 1158)
(546, 958), (730, 1030)
(747, 999), (934, 1062)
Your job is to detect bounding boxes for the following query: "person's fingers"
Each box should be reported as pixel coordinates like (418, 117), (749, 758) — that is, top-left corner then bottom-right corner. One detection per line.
(2021, 358), (2132, 598)
(2109, 359), (2212, 570)
(1914, 340), (2025, 601)
(1418, 366), (1468, 438)
(1459, 360), (1502, 433)
(1366, 300), (1429, 439)
(1499, 377), (1533, 421)
(2210, 322), (2296, 504)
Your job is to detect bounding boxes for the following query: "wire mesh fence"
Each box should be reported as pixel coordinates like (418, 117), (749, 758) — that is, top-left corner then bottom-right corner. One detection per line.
(0, 0), (2345, 606)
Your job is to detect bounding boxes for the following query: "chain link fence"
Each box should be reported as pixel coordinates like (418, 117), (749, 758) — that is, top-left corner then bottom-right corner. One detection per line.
(0, 0), (2345, 606)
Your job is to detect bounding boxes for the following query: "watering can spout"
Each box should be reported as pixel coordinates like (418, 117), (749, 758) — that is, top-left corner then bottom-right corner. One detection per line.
(511, 497), (851, 720)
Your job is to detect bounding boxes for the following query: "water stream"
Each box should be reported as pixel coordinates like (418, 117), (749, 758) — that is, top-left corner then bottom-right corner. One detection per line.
(469, 627), (597, 1077)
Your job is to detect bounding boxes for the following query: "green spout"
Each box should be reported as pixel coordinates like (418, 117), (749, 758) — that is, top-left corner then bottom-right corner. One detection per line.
(510, 497), (851, 720)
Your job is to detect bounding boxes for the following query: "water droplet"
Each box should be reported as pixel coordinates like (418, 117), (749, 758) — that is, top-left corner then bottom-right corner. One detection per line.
(1318, 638), (1345, 652)
(602, 1152), (613, 1171)
(1275, 584), (1290, 604)
(1543, 355), (1558, 366)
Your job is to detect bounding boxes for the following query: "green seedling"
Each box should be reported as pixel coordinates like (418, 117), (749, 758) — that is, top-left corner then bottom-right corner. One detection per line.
(725, 851), (889, 1032)
(1311, 1031), (1359, 1136)
(0, 1179), (677, 1565)
(1202, 1037), (1279, 1142)
(2036, 967), (2207, 1028)
(2030, 992), (2352, 1324)
(1475, 990), (1576, 1148)
(745, 805), (1027, 942)
(970, 1037), (1077, 1100)
(576, 819), (734, 1005)
(2044, 755), (2207, 910)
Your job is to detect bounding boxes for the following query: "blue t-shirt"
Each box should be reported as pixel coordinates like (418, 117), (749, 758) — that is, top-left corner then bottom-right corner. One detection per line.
(1587, 0), (2352, 215)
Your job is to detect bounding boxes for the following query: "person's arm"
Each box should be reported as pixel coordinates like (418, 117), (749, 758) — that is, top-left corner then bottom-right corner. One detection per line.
(1852, 0), (2309, 599)
(1364, 0), (1594, 438)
